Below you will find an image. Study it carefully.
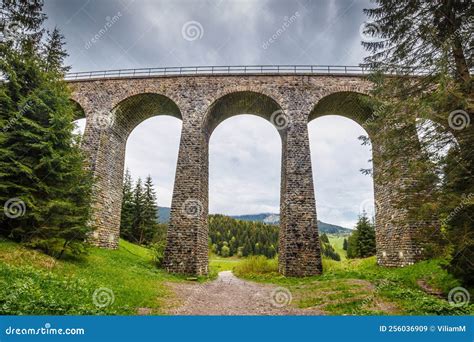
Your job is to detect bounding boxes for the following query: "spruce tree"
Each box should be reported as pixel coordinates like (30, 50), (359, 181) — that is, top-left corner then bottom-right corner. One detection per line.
(346, 231), (360, 259)
(320, 233), (329, 243)
(131, 177), (144, 244)
(120, 168), (134, 241)
(42, 27), (70, 74)
(141, 175), (158, 244)
(362, 0), (472, 283)
(0, 0), (45, 52)
(347, 213), (376, 259)
(0, 0), (92, 257)
(356, 212), (376, 258)
(362, 0), (471, 87)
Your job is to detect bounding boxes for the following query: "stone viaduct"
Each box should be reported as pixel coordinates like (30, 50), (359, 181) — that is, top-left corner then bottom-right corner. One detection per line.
(68, 65), (437, 277)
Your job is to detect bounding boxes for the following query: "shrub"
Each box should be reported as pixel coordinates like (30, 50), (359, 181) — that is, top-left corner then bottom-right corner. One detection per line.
(150, 241), (166, 267)
(234, 255), (278, 276)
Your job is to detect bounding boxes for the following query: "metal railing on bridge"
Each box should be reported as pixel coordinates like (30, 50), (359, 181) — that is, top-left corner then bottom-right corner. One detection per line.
(65, 65), (378, 80)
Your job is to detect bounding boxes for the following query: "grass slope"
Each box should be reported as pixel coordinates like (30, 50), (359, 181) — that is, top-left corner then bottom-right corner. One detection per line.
(0, 238), (185, 315)
(234, 256), (473, 315)
(328, 234), (347, 260)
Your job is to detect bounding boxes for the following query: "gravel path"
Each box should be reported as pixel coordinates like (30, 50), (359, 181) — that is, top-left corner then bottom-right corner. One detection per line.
(167, 271), (324, 315)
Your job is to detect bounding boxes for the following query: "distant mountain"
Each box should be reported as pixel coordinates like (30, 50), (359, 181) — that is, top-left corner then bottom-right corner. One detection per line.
(316, 221), (352, 235)
(231, 213), (352, 235)
(158, 206), (171, 223)
(230, 213), (276, 223)
(157, 207), (352, 235)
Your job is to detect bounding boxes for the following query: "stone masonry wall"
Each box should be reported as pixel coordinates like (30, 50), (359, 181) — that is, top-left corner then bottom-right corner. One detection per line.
(70, 74), (432, 276)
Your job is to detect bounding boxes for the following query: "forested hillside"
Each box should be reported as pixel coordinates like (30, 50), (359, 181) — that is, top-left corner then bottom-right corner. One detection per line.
(208, 215), (341, 260)
(209, 215), (278, 258)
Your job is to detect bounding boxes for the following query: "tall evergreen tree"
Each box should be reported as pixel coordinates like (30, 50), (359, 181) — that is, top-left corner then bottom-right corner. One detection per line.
(362, 0), (471, 87)
(0, 0), (92, 257)
(0, 0), (45, 52)
(347, 213), (376, 259)
(361, 0), (473, 284)
(320, 233), (330, 243)
(120, 169), (134, 241)
(141, 175), (158, 244)
(346, 231), (360, 259)
(119, 173), (160, 245)
(42, 27), (70, 74)
(130, 177), (144, 244)
(356, 212), (376, 258)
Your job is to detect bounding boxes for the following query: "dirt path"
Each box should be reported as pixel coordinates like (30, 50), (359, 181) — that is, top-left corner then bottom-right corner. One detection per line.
(167, 271), (324, 315)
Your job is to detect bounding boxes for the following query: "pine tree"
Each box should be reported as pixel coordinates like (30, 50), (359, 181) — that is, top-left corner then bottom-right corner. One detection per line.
(0, 0), (45, 52)
(346, 231), (360, 259)
(141, 175), (158, 244)
(356, 212), (376, 258)
(343, 238), (348, 251)
(347, 213), (376, 259)
(362, 0), (471, 87)
(120, 169), (134, 241)
(320, 233), (329, 243)
(0, 1), (92, 257)
(42, 27), (70, 74)
(362, 0), (473, 284)
(130, 177), (144, 244)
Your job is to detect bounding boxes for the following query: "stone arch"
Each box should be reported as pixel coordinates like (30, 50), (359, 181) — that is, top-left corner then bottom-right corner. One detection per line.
(203, 90), (285, 223)
(309, 92), (378, 259)
(70, 99), (86, 120)
(309, 91), (434, 267)
(69, 99), (87, 137)
(309, 91), (373, 130)
(111, 93), (182, 140)
(203, 90), (285, 138)
(69, 89), (97, 118)
(203, 91), (285, 271)
(85, 92), (183, 248)
(308, 114), (375, 213)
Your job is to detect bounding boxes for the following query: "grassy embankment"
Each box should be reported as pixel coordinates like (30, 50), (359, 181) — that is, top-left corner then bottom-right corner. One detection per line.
(0, 238), (194, 315)
(231, 235), (473, 315)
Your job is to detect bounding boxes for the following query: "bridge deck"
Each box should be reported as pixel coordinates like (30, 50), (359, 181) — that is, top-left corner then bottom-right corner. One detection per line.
(64, 64), (426, 81)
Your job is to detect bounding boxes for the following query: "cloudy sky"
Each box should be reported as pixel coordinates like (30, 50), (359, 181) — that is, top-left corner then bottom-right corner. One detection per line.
(44, 0), (376, 228)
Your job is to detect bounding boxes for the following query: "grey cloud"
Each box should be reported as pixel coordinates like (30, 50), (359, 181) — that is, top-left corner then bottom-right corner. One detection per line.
(59, 0), (374, 228)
